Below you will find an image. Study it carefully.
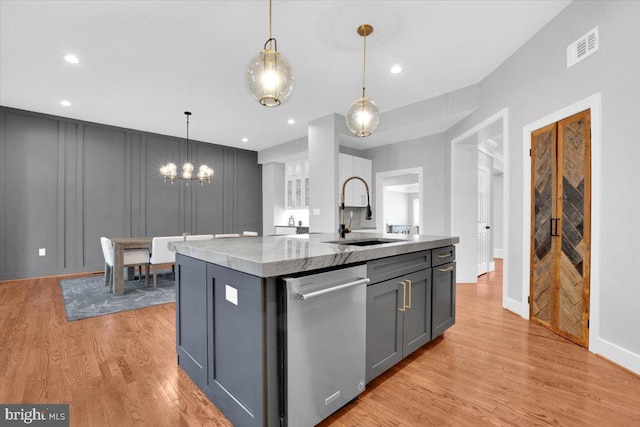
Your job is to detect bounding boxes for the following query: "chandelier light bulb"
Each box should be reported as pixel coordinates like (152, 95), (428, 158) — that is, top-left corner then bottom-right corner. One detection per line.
(159, 112), (214, 184)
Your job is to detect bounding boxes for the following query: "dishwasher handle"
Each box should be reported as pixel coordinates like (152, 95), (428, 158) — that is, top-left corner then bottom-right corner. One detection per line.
(297, 277), (370, 301)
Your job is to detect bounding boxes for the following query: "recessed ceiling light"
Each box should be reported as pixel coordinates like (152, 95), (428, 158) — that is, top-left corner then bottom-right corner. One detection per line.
(390, 64), (402, 74)
(60, 100), (71, 107)
(241, 138), (248, 143)
(287, 119), (295, 124)
(64, 54), (79, 64)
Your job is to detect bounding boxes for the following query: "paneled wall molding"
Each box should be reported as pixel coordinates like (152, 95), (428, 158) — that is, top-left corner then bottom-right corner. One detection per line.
(0, 106), (262, 281)
(57, 119), (65, 269)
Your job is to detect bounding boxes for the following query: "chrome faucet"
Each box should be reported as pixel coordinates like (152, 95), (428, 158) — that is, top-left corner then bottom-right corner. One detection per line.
(339, 176), (372, 238)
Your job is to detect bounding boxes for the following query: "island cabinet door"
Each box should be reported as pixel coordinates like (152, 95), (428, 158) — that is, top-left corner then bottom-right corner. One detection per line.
(432, 261), (456, 338)
(176, 254), (209, 391)
(207, 263), (265, 427)
(401, 268), (432, 357)
(366, 279), (404, 383)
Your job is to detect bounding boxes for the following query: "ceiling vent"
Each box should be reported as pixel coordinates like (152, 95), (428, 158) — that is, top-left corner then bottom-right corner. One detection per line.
(567, 27), (599, 68)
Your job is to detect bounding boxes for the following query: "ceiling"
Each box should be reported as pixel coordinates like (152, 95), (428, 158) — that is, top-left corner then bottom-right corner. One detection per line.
(0, 1), (571, 152)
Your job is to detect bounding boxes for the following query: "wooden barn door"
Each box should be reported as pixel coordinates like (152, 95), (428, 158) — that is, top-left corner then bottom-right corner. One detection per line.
(530, 110), (591, 347)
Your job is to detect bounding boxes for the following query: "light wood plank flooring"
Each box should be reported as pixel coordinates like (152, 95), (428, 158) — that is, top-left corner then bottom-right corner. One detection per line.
(1, 261), (639, 426)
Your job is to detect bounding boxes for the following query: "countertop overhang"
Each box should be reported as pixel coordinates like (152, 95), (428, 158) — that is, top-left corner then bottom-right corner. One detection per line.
(170, 233), (459, 278)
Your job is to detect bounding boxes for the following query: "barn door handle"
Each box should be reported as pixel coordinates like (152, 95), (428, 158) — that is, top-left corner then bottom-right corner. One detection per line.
(550, 217), (560, 237)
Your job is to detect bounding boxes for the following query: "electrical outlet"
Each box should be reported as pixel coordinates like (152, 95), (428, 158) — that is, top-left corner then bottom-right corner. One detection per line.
(349, 211), (353, 218)
(313, 208), (320, 216)
(38, 248), (46, 257)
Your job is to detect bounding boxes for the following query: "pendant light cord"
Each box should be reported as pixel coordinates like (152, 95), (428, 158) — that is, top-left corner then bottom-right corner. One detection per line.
(185, 112), (191, 160)
(362, 33), (367, 99)
(269, 0), (272, 40)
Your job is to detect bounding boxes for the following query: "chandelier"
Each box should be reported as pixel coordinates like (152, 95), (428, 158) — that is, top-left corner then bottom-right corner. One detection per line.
(160, 112), (214, 185)
(246, 0), (294, 107)
(345, 24), (380, 137)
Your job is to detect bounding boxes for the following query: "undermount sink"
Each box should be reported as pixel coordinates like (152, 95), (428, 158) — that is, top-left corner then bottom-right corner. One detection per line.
(325, 238), (405, 246)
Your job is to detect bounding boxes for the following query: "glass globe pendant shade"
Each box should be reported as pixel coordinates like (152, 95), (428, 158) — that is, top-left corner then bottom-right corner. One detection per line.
(345, 96), (380, 137)
(246, 47), (294, 107)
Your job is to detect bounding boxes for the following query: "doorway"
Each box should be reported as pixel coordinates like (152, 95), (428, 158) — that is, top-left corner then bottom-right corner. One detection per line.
(530, 109), (591, 348)
(451, 110), (507, 285)
(375, 168), (423, 235)
(477, 165), (491, 275)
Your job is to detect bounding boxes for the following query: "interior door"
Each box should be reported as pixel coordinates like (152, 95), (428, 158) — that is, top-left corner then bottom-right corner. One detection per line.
(557, 110), (591, 346)
(531, 123), (558, 329)
(477, 166), (491, 275)
(530, 110), (591, 348)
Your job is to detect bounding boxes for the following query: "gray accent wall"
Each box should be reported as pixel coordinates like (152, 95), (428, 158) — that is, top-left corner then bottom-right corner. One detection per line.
(0, 107), (262, 280)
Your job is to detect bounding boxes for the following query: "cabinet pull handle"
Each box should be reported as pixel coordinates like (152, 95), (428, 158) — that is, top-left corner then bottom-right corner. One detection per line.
(439, 266), (454, 272)
(437, 252), (452, 258)
(406, 279), (412, 309)
(399, 281), (407, 312)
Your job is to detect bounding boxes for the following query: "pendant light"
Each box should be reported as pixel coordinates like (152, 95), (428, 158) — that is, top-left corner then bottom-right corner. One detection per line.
(345, 24), (380, 137)
(246, 0), (294, 107)
(160, 112), (214, 185)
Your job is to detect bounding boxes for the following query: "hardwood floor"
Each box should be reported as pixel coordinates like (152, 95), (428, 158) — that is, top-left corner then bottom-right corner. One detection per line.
(1, 260), (639, 426)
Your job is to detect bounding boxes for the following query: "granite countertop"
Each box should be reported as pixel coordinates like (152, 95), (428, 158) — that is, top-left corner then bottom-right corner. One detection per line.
(170, 233), (459, 278)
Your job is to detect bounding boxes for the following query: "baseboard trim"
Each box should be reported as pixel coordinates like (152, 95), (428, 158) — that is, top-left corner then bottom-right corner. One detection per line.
(494, 248), (504, 258)
(590, 336), (640, 376)
(503, 296), (529, 319)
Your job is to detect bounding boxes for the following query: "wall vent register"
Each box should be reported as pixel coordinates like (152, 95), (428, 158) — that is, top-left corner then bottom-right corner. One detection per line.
(567, 27), (599, 68)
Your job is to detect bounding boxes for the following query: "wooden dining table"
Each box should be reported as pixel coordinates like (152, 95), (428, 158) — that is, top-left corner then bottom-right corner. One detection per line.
(109, 237), (152, 295)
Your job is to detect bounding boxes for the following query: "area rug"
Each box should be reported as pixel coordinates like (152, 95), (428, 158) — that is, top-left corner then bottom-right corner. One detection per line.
(59, 271), (175, 321)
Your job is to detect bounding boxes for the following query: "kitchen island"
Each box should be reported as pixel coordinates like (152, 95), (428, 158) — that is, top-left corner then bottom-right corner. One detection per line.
(170, 233), (458, 427)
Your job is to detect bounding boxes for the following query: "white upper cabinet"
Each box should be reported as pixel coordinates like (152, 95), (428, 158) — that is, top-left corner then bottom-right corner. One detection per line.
(285, 159), (309, 209)
(339, 154), (372, 207)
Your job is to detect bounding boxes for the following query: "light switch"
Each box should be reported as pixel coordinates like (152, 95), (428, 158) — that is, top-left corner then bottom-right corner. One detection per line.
(38, 248), (46, 257)
(225, 284), (238, 305)
(313, 208), (320, 216)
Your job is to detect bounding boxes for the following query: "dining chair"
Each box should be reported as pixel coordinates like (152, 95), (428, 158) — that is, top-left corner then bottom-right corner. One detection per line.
(242, 231), (259, 236)
(186, 234), (214, 241)
(100, 237), (150, 292)
(149, 236), (184, 289)
(214, 233), (241, 238)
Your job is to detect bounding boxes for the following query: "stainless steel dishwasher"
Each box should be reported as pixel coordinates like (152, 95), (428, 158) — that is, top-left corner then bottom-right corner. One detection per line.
(284, 265), (369, 427)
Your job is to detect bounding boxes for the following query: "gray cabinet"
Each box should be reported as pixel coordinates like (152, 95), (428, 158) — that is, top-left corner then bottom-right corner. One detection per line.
(366, 276), (403, 381)
(432, 261), (456, 338)
(207, 263), (264, 427)
(366, 251), (433, 383)
(366, 247), (456, 383)
(176, 254), (209, 390)
(431, 246), (456, 339)
(176, 254), (266, 427)
(366, 268), (432, 383)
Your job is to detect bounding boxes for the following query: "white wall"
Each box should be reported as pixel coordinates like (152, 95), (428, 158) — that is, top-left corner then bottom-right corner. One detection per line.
(261, 162), (284, 236)
(308, 114), (340, 233)
(362, 133), (446, 235)
(452, 139), (478, 283)
(445, 0), (640, 372)
(493, 173), (504, 257)
(383, 190), (410, 225)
